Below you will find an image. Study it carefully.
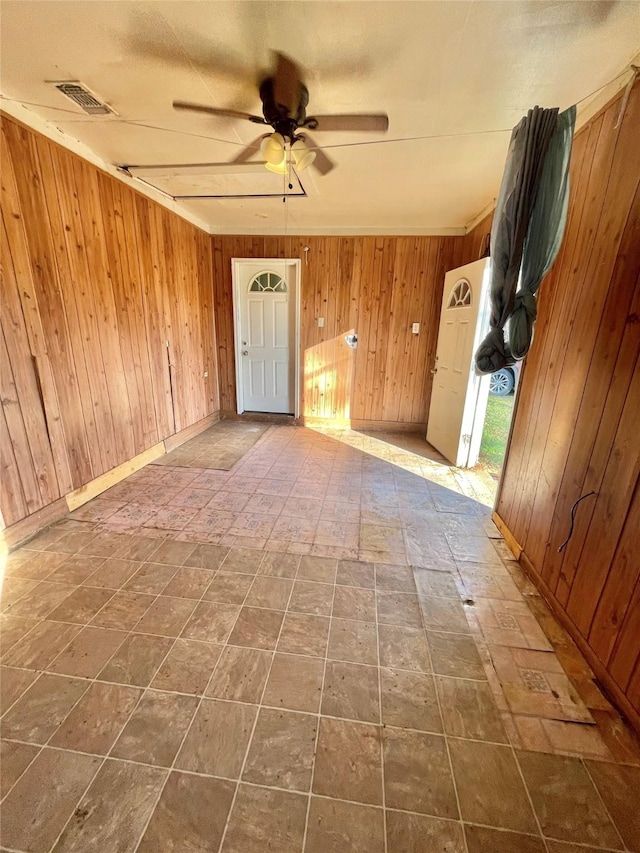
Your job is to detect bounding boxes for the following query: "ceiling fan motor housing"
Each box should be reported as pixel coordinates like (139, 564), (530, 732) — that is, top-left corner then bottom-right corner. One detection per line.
(259, 77), (310, 139)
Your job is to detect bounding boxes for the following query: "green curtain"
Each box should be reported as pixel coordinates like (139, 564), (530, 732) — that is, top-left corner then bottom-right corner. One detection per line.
(509, 105), (576, 360)
(475, 107), (558, 373)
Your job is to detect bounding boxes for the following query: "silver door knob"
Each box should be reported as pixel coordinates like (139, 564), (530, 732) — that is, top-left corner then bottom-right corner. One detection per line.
(430, 368), (437, 374)
(242, 350), (248, 356)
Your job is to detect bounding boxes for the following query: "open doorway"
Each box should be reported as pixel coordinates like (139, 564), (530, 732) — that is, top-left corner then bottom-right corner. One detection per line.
(426, 258), (519, 496)
(479, 362), (520, 480)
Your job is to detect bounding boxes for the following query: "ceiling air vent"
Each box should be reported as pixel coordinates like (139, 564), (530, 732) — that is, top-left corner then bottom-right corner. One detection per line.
(54, 82), (112, 115)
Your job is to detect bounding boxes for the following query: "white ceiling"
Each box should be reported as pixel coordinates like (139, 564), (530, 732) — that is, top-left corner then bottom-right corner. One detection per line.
(1, 1), (638, 234)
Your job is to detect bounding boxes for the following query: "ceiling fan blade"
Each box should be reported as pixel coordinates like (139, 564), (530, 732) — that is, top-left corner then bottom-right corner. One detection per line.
(173, 100), (265, 123)
(307, 113), (389, 132)
(229, 135), (270, 164)
(272, 51), (302, 115)
(302, 134), (335, 176)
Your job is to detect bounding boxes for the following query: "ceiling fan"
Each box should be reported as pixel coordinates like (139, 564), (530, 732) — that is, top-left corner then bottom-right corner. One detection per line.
(172, 52), (389, 176)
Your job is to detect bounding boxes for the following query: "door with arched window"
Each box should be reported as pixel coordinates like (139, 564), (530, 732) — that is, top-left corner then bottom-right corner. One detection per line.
(426, 258), (491, 467)
(232, 259), (299, 414)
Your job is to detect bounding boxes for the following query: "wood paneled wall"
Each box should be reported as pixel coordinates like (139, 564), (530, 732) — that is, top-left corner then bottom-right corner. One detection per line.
(212, 235), (460, 426)
(1, 114), (218, 528)
(493, 82), (640, 728)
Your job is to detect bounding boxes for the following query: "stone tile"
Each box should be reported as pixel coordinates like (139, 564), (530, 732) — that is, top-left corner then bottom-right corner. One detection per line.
(277, 613), (330, 657)
(243, 707), (316, 791)
(221, 784), (307, 853)
(313, 717), (383, 805)
(383, 728), (458, 817)
(419, 596), (471, 633)
(161, 567), (212, 599)
(584, 760), (640, 850)
(427, 631), (486, 679)
(151, 639), (223, 695)
(90, 591), (155, 630)
(228, 606), (284, 650)
(6, 580), (75, 619)
(332, 586), (376, 621)
(518, 751), (623, 848)
(47, 555), (104, 585)
(203, 572), (253, 604)
(148, 539), (196, 566)
(0, 613), (38, 656)
(449, 739), (538, 833)
(288, 580), (334, 616)
(207, 645), (272, 703)
(221, 547), (264, 574)
(337, 559), (375, 588)
(306, 797), (385, 853)
(464, 825), (546, 853)
(183, 543), (229, 571)
(1, 748), (101, 853)
(386, 810), (466, 853)
(414, 568), (460, 598)
(380, 668), (442, 732)
(436, 677), (508, 742)
(138, 772), (235, 853)
(99, 633), (173, 686)
(50, 682), (142, 754)
(113, 534), (164, 562)
(0, 576), (39, 610)
(124, 562), (178, 594)
(376, 563), (417, 592)
(245, 576), (293, 610)
(2, 620), (81, 670)
(376, 591), (423, 628)
(297, 555), (337, 583)
(111, 690), (197, 767)
(471, 598), (552, 650)
(540, 719), (611, 759)
(176, 699), (257, 778)
(263, 652), (324, 712)
(83, 558), (142, 589)
(181, 601), (240, 644)
(322, 660), (380, 722)
(545, 844), (621, 853)
(378, 624), (431, 672)
(258, 551), (300, 578)
(328, 618), (378, 665)
(0, 665), (37, 710)
(0, 739), (40, 798)
(51, 758), (166, 853)
(49, 626), (127, 678)
(134, 595), (196, 637)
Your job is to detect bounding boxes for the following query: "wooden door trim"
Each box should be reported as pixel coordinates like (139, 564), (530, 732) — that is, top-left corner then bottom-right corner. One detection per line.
(231, 258), (301, 418)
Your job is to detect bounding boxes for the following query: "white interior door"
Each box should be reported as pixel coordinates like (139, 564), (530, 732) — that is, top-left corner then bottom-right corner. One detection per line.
(426, 259), (491, 467)
(234, 260), (295, 414)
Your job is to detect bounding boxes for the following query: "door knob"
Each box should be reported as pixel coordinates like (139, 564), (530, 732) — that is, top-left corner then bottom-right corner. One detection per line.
(430, 368), (437, 375)
(242, 350), (248, 356)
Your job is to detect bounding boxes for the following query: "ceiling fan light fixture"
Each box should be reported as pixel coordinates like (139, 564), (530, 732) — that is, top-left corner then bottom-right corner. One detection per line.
(260, 132), (286, 166)
(264, 156), (288, 175)
(291, 137), (316, 171)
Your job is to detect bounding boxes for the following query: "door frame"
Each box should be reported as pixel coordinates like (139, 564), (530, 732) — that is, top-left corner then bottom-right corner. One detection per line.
(231, 258), (302, 417)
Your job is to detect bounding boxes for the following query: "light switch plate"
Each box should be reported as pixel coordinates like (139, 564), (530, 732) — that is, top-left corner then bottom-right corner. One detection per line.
(318, 317), (325, 327)
(412, 322), (420, 334)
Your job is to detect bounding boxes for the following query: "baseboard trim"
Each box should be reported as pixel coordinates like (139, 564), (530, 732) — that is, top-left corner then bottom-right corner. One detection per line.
(3, 413), (222, 550)
(302, 416), (426, 433)
(491, 511), (523, 559)
(494, 512), (640, 735)
(221, 411), (299, 426)
(66, 442), (166, 512)
(164, 412), (221, 453)
(1, 499), (68, 551)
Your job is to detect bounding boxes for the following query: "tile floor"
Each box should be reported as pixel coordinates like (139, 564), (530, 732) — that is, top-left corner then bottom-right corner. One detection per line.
(1, 424), (639, 853)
